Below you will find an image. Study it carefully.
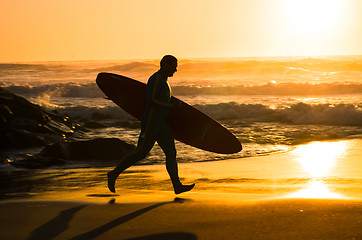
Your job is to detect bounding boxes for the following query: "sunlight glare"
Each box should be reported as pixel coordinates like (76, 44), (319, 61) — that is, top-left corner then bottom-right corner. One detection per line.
(282, 0), (344, 35)
(292, 141), (347, 177)
(287, 179), (345, 199)
(286, 141), (349, 199)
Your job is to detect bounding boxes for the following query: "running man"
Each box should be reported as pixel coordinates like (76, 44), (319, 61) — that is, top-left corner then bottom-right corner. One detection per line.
(107, 55), (195, 194)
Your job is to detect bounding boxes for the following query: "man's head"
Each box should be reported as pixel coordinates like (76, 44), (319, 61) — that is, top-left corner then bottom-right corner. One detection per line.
(160, 55), (178, 77)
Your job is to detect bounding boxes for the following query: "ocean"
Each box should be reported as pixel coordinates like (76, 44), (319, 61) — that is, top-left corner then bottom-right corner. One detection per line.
(1, 56), (361, 164)
(1, 55), (362, 200)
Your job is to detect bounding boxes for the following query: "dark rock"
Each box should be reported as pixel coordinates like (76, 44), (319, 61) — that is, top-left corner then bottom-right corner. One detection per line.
(0, 87), (50, 124)
(0, 129), (47, 148)
(0, 87), (86, 149)
(39, 138), (136, 161)
(0, 104), (13, 128)
(82, 121), (108, 129)
(10, 157), (66, 169)
(9, 117), (41, 132)
(9, 138), (136, 169)
(0, 87), (136, 169)
(91, 112), (110, 120)
(42, 119), (73, 135)
(114, 120), (140, 129)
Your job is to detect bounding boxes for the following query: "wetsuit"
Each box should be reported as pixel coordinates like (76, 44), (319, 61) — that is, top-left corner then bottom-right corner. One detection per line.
(138, 70), (173, 147)
(113, 71), (181, 187)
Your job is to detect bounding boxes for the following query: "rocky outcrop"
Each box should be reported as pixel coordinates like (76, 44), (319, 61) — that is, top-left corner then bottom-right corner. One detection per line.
(39, 138), (136, 161)
(9, 157), (66, 169)
(1, 87), (137, 169)
(0, 87), (49, 126)
(0, 87), (87, 149)
(10, 138), (136, 169)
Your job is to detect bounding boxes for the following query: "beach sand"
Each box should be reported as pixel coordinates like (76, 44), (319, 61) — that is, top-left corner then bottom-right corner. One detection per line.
(0, 199), (361, 240)
(1, 139), (361, 239)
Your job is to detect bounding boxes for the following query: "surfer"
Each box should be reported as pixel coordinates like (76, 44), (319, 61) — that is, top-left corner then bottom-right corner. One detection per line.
(107, 55), (195, 194)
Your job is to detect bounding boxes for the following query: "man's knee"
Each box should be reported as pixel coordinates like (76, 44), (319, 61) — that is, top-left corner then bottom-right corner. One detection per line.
(166, 148), (177, 159)
(134, 149), (149, 160)
(129, 146), (150, 161)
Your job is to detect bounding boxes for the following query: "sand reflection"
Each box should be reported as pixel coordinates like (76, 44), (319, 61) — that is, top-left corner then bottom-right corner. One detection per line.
(286, 141), (348, 199)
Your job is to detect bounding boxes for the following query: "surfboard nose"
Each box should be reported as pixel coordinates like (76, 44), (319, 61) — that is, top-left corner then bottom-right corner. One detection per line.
(96, 73), (109, 85)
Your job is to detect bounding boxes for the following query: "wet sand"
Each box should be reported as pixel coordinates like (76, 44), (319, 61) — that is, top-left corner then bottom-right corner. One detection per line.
(0, 198), (361, 240)
(1, 139), (362, 239)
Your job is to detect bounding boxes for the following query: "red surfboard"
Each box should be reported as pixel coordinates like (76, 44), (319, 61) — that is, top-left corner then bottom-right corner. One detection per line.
(96, 73), (242, 154)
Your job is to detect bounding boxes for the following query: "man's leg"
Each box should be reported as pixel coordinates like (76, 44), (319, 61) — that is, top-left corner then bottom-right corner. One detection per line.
(157, 125), (195, 194)
(107, 131), (156, 192)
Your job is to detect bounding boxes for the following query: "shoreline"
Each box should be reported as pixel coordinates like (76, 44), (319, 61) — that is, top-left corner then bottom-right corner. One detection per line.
(1, 139), (361, 239)
(1, 139), (362, 204)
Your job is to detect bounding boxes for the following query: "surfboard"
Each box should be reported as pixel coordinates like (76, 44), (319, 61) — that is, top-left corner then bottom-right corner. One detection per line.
(96, 73), (242, 154)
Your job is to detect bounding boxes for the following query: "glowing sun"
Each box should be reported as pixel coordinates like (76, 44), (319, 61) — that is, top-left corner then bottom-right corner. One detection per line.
(281, 0), (345, 36)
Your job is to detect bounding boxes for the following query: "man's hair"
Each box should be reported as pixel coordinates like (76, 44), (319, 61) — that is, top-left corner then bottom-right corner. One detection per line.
(160, 55), (177, 68)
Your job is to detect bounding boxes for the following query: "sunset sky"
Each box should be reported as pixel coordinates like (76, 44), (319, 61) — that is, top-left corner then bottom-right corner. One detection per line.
(1, 0), (361, 62)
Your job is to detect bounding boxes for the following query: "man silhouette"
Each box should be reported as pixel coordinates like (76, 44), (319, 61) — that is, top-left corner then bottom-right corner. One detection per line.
(107, 55), (195, 194)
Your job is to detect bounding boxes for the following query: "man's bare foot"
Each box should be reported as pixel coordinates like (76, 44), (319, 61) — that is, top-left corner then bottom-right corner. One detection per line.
(107, 171), (117, 193)
(174, 183), (195, 195)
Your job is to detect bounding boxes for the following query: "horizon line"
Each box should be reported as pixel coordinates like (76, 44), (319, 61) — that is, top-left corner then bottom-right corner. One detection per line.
(1, 54), (361, 64)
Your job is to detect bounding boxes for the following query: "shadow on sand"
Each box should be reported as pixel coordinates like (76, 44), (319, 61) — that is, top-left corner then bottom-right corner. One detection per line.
(124, 232), (197, 240)
(86, 194), (120, 197)
(27, 198), (190, 240)
(69, 198), (188, 240)
(27, 204), (87, 240)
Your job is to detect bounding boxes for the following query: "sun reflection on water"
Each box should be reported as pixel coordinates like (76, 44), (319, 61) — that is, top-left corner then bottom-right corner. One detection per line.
(293, 141), (347, 178)
(287, 179), (345, 199)
(286, 141), (349, 199)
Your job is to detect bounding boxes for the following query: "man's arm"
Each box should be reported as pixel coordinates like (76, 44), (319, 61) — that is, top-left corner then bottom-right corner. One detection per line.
(151, 75), (173, 108)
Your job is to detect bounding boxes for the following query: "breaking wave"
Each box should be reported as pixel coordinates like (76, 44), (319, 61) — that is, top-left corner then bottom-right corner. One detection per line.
(2, 82), (103, 98)
(2, 82), (362, 98)
(53, 102), (362, 127)
(195, 102), (362, 126)
(172, 83), (362, 95)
